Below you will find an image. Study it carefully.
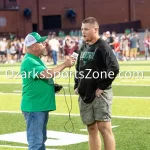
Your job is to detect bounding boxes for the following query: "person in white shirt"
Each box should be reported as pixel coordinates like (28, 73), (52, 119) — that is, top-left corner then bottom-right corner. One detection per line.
(0, 38), (8, 63)
(49, 35), (60, 65)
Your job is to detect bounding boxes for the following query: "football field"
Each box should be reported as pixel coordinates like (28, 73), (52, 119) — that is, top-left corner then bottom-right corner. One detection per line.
(0, 60), (150, 150)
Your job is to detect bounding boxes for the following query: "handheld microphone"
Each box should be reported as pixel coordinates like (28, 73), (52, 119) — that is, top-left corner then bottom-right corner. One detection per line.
(71, 52), (79, 60)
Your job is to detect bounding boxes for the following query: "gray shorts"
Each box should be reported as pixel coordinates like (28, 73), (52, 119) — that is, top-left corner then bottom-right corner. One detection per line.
(78, 88), (113, 125)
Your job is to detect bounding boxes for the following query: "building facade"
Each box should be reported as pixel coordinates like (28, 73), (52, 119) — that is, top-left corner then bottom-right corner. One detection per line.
(0, 0), (149, 37)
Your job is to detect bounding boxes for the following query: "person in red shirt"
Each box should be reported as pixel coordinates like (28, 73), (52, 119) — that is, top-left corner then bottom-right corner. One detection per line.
(114, 37), (120, 60)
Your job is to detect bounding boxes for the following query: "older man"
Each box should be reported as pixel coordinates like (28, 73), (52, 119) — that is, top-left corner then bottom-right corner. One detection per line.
(20, 32), (75, 150)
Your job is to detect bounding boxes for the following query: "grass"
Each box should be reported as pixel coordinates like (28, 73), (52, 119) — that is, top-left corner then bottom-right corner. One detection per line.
(0, 60), (150, 149)
(1, 83), (150, 97)
(0, 114), (150, 150)
(0, 94), (150, 117)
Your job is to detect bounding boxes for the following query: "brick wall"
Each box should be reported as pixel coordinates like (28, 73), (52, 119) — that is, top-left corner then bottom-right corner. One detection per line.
(0, 0), (149, 37)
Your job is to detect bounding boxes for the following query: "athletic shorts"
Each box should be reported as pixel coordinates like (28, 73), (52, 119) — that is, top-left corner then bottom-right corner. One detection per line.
(0, 51), (6, 55)
(78, 88), (113, 125)
(130, 48), (137, 53)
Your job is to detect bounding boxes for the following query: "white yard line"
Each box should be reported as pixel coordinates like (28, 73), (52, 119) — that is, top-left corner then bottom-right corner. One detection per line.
(112, 116), (150, 120)
(0, 145), (60, 150)
(0, 145), (27, 149)
(113, 96), (150, 99)
(13, 90), (22, 93)
(0, 82), (21, 84)
(1, 82), (150, 86)
(113, 84), (150, 86)
(0, 92), (150, 99)
(0, 92), (21, 95)
(0, 111), (21, 114)
(56, 95), (150, 99)
(0, 111), (150, 120)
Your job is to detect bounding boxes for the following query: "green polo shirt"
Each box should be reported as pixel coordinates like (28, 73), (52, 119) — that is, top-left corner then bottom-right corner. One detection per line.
(20, 53), (56, 112)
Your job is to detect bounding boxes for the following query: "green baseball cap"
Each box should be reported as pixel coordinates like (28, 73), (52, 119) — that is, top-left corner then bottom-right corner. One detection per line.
(24, 32), (47, 47)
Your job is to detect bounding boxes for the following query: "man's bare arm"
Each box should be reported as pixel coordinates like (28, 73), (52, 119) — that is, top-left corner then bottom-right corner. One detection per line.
(39, 57), (75, 79)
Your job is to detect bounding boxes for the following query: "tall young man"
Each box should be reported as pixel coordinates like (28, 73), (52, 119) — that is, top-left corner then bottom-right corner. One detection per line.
(74, 17), (119, 150)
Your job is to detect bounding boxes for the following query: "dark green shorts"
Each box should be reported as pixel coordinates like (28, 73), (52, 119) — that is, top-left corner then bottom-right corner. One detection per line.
(78, 88), (113, 125)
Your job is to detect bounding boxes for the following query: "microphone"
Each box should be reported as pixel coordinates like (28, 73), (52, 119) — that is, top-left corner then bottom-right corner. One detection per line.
(71, 52), (79, 60)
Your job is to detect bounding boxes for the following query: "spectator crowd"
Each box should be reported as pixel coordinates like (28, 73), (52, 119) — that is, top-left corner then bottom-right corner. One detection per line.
(0, 29), (150, 64)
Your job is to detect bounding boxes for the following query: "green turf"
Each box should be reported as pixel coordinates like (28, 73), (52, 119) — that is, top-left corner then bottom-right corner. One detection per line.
(0, 60), (150, 150)
(0, 83), (150, 97)
(0, 114), (150, 150)
(0, 148), (24, 150)
(0, 148), (26, 150)
(120, 63), (150, 66)
(0, 94), (150, 117)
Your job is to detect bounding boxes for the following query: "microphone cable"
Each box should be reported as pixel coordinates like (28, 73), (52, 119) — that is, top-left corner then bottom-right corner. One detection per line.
(63, 67), (74, 133)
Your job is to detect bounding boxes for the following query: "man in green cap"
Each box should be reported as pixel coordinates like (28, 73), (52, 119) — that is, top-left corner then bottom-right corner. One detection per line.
(20, 32), (75, 150)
